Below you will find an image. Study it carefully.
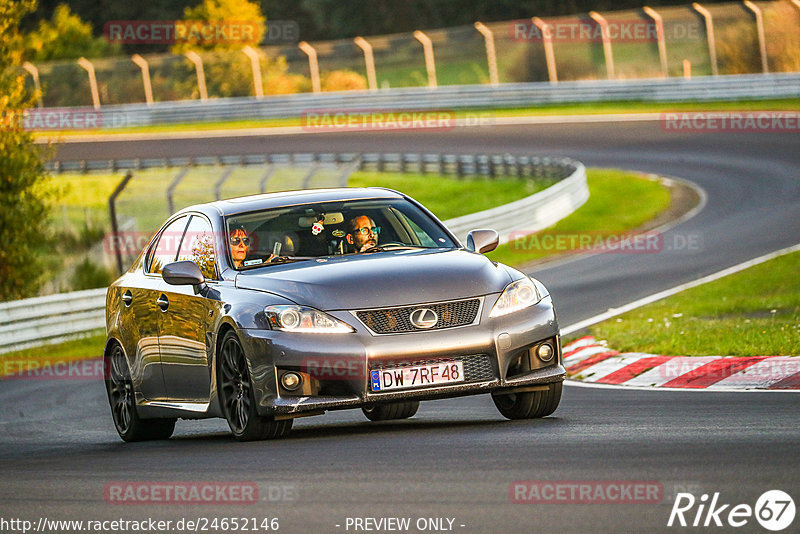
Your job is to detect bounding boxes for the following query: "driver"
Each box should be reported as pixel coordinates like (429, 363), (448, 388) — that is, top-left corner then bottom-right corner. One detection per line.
(346, 215), (380, 253)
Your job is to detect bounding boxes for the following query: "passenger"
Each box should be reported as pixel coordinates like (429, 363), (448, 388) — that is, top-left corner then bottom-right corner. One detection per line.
(346, 215), (380, 253)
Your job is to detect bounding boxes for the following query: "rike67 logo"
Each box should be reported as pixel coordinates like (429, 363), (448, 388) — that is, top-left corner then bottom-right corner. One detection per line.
(668, 490), (795, 531)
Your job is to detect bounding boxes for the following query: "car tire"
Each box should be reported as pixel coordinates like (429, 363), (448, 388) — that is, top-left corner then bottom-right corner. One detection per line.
(105, 343), (176, 442)
(492, 382), (562, 420)
(217, 330), (293, 441)
(362, 401), (420, 421)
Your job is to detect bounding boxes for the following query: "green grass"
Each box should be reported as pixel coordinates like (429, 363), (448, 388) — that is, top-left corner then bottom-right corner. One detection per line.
(0, 330), (106, 378)
(486, 169), (672, 267)
(582, 252), (800, 357)
(348, 171), (553, 221)
(34, 99), (800, 137)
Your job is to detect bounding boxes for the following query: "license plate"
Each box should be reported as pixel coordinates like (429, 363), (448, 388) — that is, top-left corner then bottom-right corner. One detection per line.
(370, 361), (465, 392)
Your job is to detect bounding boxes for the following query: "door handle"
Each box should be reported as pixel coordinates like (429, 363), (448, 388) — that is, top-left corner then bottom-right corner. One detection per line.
(122, 290), (133, 307)
(156, 294), (169, 311)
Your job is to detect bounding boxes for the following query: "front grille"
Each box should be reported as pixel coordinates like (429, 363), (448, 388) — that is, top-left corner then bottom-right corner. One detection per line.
(372, 354), (495, 383)
(356, 298), (481, 334)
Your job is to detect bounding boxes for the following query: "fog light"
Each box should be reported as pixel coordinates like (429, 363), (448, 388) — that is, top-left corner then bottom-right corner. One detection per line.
(537, 343), (554, 362)
(281, 371), (302, 391)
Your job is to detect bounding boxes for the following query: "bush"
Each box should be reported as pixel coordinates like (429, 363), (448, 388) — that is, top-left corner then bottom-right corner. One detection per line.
(322, 69), (367, 91)
(69, 258), (113, 291)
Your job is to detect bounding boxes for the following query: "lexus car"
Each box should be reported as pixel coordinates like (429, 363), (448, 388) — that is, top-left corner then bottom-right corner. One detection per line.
(104, 188), (564, 441)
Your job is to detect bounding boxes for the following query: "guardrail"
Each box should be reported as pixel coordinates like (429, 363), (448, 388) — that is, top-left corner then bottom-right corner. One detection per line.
(42, 73), (800, 129)
(4, 154), (585, 354)
(0, 288), (107, 354)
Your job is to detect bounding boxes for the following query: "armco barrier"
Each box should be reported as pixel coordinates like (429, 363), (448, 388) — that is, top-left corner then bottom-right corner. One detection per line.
(38, 73), (800, 129)
(0, 288), (107, 354)
(2, 155), (586, 354)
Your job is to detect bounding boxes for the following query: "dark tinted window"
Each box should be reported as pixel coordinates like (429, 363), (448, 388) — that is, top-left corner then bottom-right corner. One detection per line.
(146, 215), (189, 274)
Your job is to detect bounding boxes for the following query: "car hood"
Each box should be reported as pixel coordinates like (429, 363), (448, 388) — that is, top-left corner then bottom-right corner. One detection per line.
(235, 249), (514, 310)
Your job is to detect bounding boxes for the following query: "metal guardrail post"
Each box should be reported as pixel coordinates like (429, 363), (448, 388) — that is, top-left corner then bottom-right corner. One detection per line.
(131, 54), (154, 106)
(743, 0), (769, 74)
(166, 167), (190, 214)
(77, 57), (101, 110)
(299, 41), (321, 93)
(692, 3), (719, 76)
(108, 171), (134, 275)
(259, 166), (276, 194)
(213, 167), (235, 200)
(354, 37), (378, 92)
(643, 7), (668, 78)
(22, 62), (43, 108)
(413, 31), (438, 89)
(532, 18), (558, 83)
(474, 22), (499, 86)
(242, 46), (265, 98)
(588, 12), (616, 80)
(184, 51), (209, 101)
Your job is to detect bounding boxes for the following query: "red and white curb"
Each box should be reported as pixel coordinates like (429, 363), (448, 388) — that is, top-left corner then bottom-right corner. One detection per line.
(562, 336), (800, 390)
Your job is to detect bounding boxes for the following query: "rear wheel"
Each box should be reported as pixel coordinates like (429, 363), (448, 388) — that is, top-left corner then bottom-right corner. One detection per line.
(106, 343), (175, 442)
(492, 382), (562, 420)
(218, 331), (292, 441)
(362, 401), (420, 421)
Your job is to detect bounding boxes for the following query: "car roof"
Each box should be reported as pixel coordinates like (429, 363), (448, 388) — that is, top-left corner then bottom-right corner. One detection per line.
(177, 187), (406, 217)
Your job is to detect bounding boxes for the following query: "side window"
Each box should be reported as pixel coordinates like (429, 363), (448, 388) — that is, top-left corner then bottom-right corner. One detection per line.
(147, 215), (189, 274)
(177, 215), (217, 280)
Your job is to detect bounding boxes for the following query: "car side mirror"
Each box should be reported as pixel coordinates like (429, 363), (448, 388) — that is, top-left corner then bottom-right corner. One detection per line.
(466, 229), (499, 254)
(162, 260), (204, 286)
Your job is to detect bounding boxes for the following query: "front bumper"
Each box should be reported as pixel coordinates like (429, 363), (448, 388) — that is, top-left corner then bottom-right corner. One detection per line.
(238, 295), (563, 418)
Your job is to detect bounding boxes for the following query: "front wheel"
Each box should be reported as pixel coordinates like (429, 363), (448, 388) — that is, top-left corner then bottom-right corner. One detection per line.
(106, 343), (176, 442)
(362, 401), (420, 421)
(492, 382), (562, 420)
(218, 331), (292, 441)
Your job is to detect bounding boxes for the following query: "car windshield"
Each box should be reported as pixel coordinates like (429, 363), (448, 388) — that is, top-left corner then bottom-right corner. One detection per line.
(225, 198), (456, 269)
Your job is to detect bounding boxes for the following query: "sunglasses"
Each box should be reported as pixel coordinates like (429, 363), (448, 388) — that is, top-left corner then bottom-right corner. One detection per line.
(353, 226), (381, 236)
(230, 237), (251, 246)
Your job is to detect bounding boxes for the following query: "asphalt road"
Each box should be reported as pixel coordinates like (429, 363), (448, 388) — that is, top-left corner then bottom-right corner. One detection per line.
(1, 121), (797, 533)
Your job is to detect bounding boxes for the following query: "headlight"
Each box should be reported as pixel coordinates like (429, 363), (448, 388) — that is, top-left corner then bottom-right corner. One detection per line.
(489, 278), (541, 317)
(265, 305), (354, 333)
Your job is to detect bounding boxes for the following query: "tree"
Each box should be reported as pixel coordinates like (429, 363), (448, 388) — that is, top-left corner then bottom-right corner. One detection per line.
(25, 3), (120, 61)
(0, 0), (55, 301)
(172, 0), (266, 53)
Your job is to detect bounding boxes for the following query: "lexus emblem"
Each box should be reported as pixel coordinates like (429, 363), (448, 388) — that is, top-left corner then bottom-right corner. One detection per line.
(409, 308), (438, 329)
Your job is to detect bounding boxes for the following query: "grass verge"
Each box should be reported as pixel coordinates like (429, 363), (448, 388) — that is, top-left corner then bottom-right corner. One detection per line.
(486, 169), (673, 267)
(0, 330), (106, 379)
(579, 252), (800, 357)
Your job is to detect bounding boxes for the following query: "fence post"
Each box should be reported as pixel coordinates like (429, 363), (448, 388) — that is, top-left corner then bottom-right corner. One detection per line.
(532, 17), (558, 83)
(692, 3), (719, 76)
(166, 167), (190, 214)
(131, 54), (154, 106)
(298, 41), (321, 93)
(474, 22), (499, 86)
(588, 12), (615, 79)
(354, 37), (378, 91)
(642, 7), (668, 78)
(109, 171), (134, 275)
(743, 0), (769, 74)
(184, 51), (208, 101)
(242, 46), (265, 98)
(413, 31), (438, 89)
(77, 57), (101, 110)
(22, 62), (43, 108)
